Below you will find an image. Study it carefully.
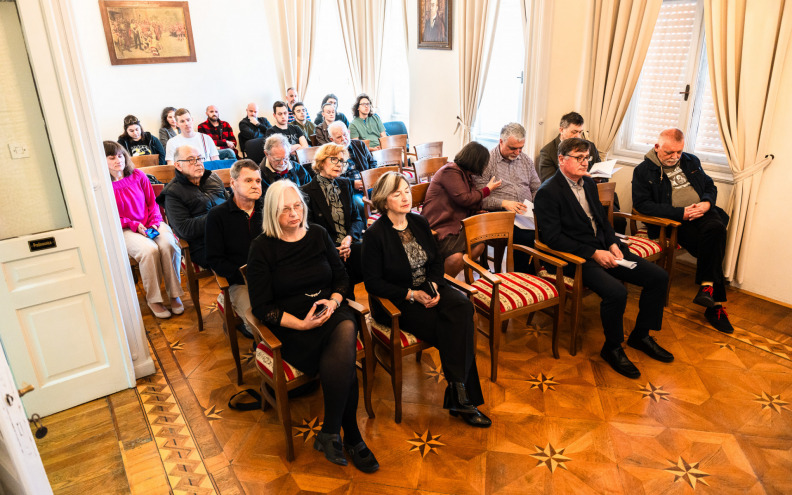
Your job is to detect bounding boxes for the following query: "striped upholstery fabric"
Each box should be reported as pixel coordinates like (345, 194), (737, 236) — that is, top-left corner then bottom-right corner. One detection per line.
(626, 235), (663, 258)
(369, 318), (421, 348)
(356, 334), (364, 352)
(472, 272), (559, 312)
(402, 169), (415, 181)
(180, 258), (206, 273)
(255, 342), (304, 380)
(635, 228), (680, 250)
(216, 292), (226, 315)
(536, 269), (575, 291)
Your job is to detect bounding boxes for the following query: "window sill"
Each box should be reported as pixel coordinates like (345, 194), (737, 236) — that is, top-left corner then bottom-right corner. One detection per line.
(609, 152), (735, 185)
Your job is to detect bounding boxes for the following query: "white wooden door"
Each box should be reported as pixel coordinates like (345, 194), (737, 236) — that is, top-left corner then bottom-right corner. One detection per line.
(0, 1), (135, 417)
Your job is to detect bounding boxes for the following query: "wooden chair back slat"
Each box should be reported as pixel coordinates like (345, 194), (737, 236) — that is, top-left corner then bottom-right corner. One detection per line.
(414, 141), (443, 161)
(410, 182), (430, 208)
(296, 146), (319, 166)
(596, 182), (617, 224)
(415, 157), (447, 183)
(371, 147), (403, 168)
(131, 154), (159, 168)
(139, 165), (175, 183)
(213, 168), (232, 187)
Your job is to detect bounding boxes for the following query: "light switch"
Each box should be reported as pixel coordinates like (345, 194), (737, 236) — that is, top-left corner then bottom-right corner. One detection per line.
(9, 143), (30, 159)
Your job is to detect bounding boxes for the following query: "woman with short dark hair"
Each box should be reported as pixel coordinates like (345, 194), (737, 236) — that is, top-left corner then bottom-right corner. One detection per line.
(118, 115), (166, 164)
(159, 107), (179, 150)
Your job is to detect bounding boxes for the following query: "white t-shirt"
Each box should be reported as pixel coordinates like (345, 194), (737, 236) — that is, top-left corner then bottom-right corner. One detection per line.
(165, 133), (219, 162)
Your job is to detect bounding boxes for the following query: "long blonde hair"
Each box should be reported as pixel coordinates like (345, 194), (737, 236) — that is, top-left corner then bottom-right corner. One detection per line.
(261, 180), (309, 238)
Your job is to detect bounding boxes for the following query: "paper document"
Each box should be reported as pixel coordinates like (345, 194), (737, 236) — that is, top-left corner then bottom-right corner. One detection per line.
(589, 159), (621, 178)
(615, 258), (638, 269)
(514, 199), (535, 230)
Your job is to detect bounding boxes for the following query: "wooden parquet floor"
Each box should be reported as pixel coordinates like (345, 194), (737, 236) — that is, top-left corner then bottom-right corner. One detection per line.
(36, 267), (792, 494)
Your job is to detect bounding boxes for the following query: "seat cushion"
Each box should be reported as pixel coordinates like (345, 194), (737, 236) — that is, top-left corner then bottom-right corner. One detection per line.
(626, 235), (663, 258)
(536, 269), (575, 291)
(217, 292), (226, 315)
(472, 272), (559, 312)
(180, 257), (206, 274)
(255, 342), (304, 381)
(368, 317), (421, 348)
(356, 334), (364, 352)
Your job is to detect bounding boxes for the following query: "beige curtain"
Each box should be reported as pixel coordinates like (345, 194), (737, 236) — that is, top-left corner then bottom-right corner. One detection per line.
(336, 0), (387, 104)
(269, 0), (318, 98)
(704, 0), (792, 282)
(457, 0), (500, 145)
(584, 0), (662, 156)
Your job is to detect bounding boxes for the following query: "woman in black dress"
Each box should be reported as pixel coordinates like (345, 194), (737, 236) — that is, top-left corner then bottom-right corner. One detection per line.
(301, 143), (365, 287)
(361, 172), (491, 428)
(247, 180), (378, 472)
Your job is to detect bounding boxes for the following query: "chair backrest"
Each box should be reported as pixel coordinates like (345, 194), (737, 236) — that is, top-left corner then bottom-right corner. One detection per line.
(239, 264), (248, 285)
(244, 137), (265, 165)
(414, 141), (443, 161)
(372, 147), (403, 169)
(213, 168), (232, 187)
(309, 134), (319, 146)
(414, 157), (448, 183)
(360, 165), (400, 200)
(152, 183), (167, 221)
(131, 154), (159, 168)
(383, 121), (408, 137)
(462, 211), (517, 272)
(362, 139), (371, 149)
(139, 165), (175, 183)
(596, 181), (616, 224)
(296, 146), (319, 166)
(410, 182), (430, 208)
(380, 134), (407, 151)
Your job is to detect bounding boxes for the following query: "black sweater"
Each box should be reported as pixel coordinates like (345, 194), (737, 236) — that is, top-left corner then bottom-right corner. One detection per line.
(205, 194), (263, 286)
(118, 132), (166, 164)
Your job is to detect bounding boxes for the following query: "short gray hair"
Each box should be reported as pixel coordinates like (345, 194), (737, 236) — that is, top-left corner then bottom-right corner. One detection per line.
(264, 134), (291, 155)
(261, 179), (308, 238)
(327, 121), (346, 136)
(230, 159), (260, 180)
(500, 122), (526, 141)
(174, 145), (199, 162)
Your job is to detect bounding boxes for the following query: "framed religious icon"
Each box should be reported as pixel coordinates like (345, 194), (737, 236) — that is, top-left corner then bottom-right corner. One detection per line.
(418, 0), (451, 50)
(98, 1), (197, 65)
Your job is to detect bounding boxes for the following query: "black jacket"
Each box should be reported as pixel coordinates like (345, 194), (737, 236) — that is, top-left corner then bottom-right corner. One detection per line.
(536, 135), (601, 183)
(346, 139), (377, 180)
(362, 213), (444, 322)
(205, 194), (263, 286)
(301, 177), (364, 244)
(534, 171), (620, 260)
(118, 132), (166, 164)
(632, 152), (727, 238)
(260, 161), (312, 196)
(238, 117), (271, 151)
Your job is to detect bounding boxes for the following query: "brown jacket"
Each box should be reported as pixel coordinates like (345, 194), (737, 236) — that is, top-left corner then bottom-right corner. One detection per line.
(422, 163), (489, 240)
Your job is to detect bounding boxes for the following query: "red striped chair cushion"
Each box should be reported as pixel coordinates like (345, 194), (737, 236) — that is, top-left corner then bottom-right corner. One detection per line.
(402, 169), (416, 180)
(634, 228), (680, 250)
(217, 293), (226, 315)
(356, 334), (363, 352)
(369, 318), (421, 348)
(255, 342), (304, 381)
(536, 269), (575, 291)
(180, 257), (206, 273)
(472, 272), (559, 312)
(626, 235), (663, 258)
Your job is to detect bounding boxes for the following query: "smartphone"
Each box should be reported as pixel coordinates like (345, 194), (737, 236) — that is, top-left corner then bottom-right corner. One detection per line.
(145, 227), (160, 239)
(313, 303), (328, 319)
(423, 281), (437, 298)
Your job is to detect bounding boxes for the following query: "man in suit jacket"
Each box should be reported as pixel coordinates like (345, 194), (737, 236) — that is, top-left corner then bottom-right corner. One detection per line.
(534, 138), (672, 379)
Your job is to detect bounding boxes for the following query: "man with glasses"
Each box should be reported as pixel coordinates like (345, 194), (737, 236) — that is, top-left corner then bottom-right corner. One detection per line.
(473, 122), (541, 273)
(165, 108), (220, 164)
(534, 137), (671, 379)
(157, 145), (227, 267)
(260, 134), (310, 196)
(633, 128), (732, 334)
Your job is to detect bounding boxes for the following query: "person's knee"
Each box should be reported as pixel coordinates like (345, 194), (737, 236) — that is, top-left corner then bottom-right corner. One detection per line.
(138, 242), (159, 261)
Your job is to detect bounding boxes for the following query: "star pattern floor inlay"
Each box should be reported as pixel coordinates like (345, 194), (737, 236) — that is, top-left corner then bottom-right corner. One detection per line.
(638, 382), (671, 402)
(293, 417), (323, 443)
(407, 429), (445, 458)
(665, 456), (711, 489)
(530, 443), (571, 473)
(753, 391), (789, 414)
(527, 372), (559, 392)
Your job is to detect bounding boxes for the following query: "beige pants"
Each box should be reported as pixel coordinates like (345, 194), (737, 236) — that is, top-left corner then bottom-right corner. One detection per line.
(228, 283), (256, 335)
(124, 223), (184, 304)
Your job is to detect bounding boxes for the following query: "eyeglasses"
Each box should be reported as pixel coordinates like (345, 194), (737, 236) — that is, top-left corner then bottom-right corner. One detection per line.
(359, 102), (371, 107)
(564, 154), (592, 164)
(279, 203), (304, 215)
(328, 157), (347, 165)
(176, 156), (204, 165)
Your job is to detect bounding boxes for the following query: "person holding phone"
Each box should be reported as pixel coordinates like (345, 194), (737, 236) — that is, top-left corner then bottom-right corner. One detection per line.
(362, 172), (491, 428)
(105, 140), (184, 319)
(247, 180), (379, 473)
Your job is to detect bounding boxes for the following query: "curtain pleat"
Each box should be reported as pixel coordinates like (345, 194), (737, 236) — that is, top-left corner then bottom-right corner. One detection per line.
(270, 0), (318, 98)
(336, 0), (387, 105)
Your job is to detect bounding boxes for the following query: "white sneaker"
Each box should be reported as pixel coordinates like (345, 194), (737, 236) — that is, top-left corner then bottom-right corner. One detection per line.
(148, 302), (172, 319)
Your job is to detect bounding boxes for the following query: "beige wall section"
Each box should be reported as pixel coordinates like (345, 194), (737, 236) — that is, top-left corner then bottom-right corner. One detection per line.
(70, 0), (281, 145)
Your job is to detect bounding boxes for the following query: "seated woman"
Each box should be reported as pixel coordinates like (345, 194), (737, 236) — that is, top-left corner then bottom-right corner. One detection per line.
(301, 143), (364, 287)
(361, 172), (491, 428)
(118, 115), (166, 164)
(349, 93), (387, 150)
(422, 142), (502, 276)
(314, 102), (337, 145)
(247, 180), (378, 473)
(158, 106), (180, 150)
(105, 141), (183, 319)
(314, 93), (350, 127)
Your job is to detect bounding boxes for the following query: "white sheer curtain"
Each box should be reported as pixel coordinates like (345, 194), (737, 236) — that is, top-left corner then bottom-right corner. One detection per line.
(584, 0), (662, 156)
(268, 0), (318, 98)
(336, 0), (387, 105)
(704, 0), (792, 282)
(457, 0), (500, 145)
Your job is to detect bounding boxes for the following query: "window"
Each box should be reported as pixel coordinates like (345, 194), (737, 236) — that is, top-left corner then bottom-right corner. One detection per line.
(471, 0), (524, 148)
(614, 0), (726, 166)
(377, 0), (410, 125)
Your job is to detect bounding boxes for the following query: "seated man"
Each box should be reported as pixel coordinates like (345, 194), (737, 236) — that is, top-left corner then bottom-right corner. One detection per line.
(328, 121), (377, 218)
(264, 101), (309, 153)
(314, 93), (350, 127)
(633, 128), (732, 333)
(259, 134), (311, 196)
(534, 138), (671, 379)
(165, 108), (220, 164)
(197, 105), (238, 160)
(472, 122), (541, 273)
(314, 102), (337, 145)
(157, 145), (228, 267)
(285, 87), (309, 124)
(349, 93), (387, 150)
(291, 102), (316, 138)
(238, 102), (271, 152)
(205, 159), (263, 339)
(538, 111), (625, 233)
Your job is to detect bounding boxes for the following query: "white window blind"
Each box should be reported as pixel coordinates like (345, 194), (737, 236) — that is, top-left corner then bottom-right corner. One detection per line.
(693, 53), (724, 155)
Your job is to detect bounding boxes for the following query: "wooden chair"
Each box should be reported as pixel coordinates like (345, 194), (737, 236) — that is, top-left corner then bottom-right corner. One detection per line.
(213, 168), (232, 187)
(309, 134), (319, 146)
(362, 139), (371, 149)
(414, 141), (443, 161)
(368, 273), (477, 423)
(213, 272), (245, 385)
(179, 240), (214, 332)
(461, 212), (566, 381)
(138, 164), (175, 183)
(360, 165), (401, 227)
(240, 265), (375, 461)
(414, 157), (447, 183)
(379, 134), (415, 180)
(296, 147), (319, 170)
(131, 154), (159, 168)
(410, 182), (430, 209)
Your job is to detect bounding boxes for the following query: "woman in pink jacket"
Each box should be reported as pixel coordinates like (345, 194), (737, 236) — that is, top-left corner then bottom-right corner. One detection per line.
(105, 141), (184, 318)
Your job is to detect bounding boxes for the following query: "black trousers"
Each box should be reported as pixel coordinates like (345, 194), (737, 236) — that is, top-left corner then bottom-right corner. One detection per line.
(567, 250), (669, 350)
(512, 227), (536, 274)
(677, 209), (728, 302)
(345, 241), (364, 288)
(391, 284), (483, 406)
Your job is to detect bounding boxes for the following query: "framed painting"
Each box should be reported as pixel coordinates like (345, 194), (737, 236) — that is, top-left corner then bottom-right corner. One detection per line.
(418, 0), (451, 50)
(98, 1), (196, 65)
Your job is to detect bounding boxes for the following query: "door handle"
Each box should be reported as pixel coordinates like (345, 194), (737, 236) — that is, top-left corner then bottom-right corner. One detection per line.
(18, 384), (34, 397)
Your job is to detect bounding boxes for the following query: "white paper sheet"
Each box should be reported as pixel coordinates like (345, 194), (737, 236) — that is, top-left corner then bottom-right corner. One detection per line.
(514, 199), (535, 230)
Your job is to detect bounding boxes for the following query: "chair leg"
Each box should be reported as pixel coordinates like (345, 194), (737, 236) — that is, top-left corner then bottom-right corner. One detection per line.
(274, 381), (294, 462)
(501, 320), (509, 333)
(391, 351), (403, 424)
(490, 316), (501, 382)
(188, 273), (203, 332)
(227, 314), (243, 385)
(551, 306), (561, 359)
(569, 296), (582, 356)
(526, 312), (536, 326)
(415, 350), (423, 363)
(361, 356), (375, 419)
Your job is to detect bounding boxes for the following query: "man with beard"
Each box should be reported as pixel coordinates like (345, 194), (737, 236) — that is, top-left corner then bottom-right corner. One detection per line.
(264, 101), (309, 154)
(198, 105), (238, 159)
(328, 121), (377, 218)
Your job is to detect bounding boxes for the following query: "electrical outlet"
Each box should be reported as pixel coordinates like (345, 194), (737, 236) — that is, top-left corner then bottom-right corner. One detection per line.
(9, 143), (30, 159)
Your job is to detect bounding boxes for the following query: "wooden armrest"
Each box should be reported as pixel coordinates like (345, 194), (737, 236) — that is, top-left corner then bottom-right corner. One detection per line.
(244, 308), (281, 349)
(178, 238), (189, 249)
(615, 211), (680, 228)
(375, 296), (401, 317)
(513, 244), (567, 269)
(534, 240), (585, 265)
(346, 298), (369, 317)
(462, 254), (501, 285)
(362, 198), (375, 208)
(444, 274), (478, 296)
(405, 151), (417, 159)
(213, 271), (230, 290)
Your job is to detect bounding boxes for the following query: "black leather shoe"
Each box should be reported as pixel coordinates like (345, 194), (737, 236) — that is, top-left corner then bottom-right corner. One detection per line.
(314, 432), (347, 466)
(627, 335), (674, 363)
(450, 408), (492, 428)
(693, 285), (716, 308)
(443, 382), (478, 414)
(344, 441), (379, 473)
(705, 306), (734, 334)
(600, 346), (641, 379)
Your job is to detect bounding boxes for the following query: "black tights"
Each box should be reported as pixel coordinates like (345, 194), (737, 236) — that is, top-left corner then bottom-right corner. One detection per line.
(319, 319), (362, 445)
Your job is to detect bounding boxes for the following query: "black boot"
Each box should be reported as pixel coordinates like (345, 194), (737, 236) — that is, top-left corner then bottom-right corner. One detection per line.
(443, 382), (478, 414)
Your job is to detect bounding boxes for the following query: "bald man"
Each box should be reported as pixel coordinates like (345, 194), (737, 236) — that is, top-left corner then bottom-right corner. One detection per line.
(632, 128), (733, 334)
(197, 105), (238, 159)
(238, 102), (271, 152)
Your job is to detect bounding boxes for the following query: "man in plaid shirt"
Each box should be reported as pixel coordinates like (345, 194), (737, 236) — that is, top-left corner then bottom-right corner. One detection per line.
(198, 105), (238, 159)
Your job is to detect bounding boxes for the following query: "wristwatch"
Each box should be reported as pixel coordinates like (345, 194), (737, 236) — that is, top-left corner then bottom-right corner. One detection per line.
(409, 290), (415, 304)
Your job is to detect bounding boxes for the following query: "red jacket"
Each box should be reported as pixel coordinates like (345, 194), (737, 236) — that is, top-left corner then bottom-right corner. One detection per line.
(422, 163), (490, 240)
